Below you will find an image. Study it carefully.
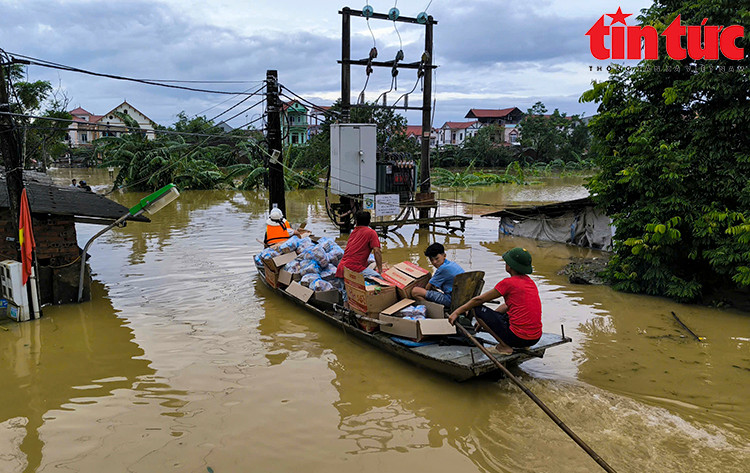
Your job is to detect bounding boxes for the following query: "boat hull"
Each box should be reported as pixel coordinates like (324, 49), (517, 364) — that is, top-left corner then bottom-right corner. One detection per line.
(255, 264), (571, 381)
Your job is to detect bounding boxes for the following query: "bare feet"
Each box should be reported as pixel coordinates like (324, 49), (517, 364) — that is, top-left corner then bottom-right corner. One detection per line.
(493, 345), (513, 355)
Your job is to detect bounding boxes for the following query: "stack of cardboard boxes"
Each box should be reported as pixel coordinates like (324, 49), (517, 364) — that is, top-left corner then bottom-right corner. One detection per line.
(262, 235), (457, 342)
(344, 261), (456, 341)
(262, 233), (342, 308)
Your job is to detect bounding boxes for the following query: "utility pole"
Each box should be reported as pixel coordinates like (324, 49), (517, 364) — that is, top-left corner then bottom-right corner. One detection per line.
(0, 63), (25, 231)
(419, 16), (434, 226)
(265, 70), (286, 215)
(341, 8), (351, 123)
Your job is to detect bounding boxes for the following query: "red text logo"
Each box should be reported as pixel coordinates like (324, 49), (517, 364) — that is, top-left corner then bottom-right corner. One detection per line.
(586, 7), (744, 61)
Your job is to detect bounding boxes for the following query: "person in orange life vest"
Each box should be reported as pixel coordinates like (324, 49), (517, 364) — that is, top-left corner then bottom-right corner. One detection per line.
(264, 208), (300, 246)
(448, 247), (542, 355)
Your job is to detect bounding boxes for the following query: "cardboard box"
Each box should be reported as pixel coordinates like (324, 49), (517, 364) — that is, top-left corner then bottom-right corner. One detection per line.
(263, 252), (299, 288)
(264, 252), (298, 273)
(278, 269), (293, 287)
(382, 261), (431, 298)
(313, 289), (341, 305)
(285, 281), (314, 303)
(344, 268), (397, 331)
(379, 299), (455, 341)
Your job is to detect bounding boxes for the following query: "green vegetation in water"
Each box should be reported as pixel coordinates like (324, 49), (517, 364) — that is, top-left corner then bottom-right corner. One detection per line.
(96, 112), (270, 191)
(580, 0), (750, 302)
(431, 160), (593, 187)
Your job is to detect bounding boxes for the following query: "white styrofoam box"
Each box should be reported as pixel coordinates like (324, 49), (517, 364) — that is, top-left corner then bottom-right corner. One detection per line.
(0, 260), (30, 322)
(330, 123), (377, 195)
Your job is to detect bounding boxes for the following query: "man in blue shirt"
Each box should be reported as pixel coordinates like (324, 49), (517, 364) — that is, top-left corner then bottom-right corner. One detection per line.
(412, 242), (465, 307)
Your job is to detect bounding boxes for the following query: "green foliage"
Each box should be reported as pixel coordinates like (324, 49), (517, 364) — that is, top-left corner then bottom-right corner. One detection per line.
(461, 125), (516, 167)
(97, 119), (267, 191)
(431, 161), (523, 187)
(283, 146), (325, 190)
(2, 64), (72, 168)
(519, 101), (589, 162)
(580, 0), (750, 301)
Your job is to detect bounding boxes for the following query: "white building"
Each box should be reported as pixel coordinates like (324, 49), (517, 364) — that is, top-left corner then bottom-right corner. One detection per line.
(437, 121), (479, 147)
(67, 101), (157, 147)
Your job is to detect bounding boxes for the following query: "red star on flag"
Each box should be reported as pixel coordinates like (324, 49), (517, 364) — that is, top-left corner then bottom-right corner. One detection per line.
(607, 7), (632, 25)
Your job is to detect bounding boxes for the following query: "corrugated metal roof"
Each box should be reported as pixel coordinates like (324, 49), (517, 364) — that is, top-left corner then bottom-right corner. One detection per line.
(0, 178), (149, 223)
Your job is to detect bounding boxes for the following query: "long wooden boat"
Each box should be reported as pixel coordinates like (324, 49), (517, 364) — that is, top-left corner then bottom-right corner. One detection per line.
(255, 262), (571, 381)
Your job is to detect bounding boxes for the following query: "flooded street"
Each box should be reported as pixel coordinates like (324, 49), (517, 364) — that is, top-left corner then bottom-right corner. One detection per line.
(1, 168), (748, 472)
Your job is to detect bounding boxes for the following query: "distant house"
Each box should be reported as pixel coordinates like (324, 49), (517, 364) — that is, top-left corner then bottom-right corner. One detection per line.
(505, 124), (521, 145)
(67, 101), (157, 147)
(281, 100), (309, 145)
(405, 125), (438, 148)
(438, 121), (478, 146)
(465, 107), (524, 126)
(216, 121), (233, 133)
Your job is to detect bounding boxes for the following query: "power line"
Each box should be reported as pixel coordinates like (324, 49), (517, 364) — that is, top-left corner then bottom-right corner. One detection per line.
(138, 79), (264, 84)
(5, 51), (263, 95)
(277, 85), (340, 118)
(0, 111), (259, 140)
(200, 81), (266, 121)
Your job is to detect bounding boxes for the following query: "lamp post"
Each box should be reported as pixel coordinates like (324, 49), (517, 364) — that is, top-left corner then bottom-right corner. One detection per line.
(77, 184), (180, 302)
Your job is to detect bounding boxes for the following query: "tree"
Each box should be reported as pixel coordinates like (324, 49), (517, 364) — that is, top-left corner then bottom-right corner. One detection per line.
(97, 114), (267, 191)
(580, 0), (750, 302)
(519, 101), (587, 163)
(1, 64), (71, 169)
(461, 124), (514, 167)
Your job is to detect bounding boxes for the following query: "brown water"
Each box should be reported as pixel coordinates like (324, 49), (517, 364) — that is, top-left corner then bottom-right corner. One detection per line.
(0, 168), (747, 472)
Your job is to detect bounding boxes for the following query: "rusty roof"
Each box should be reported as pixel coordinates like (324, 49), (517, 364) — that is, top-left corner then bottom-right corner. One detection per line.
(465, 108), (521, 119)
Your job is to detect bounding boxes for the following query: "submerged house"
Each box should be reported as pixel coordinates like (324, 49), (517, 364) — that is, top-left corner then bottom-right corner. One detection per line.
(483, 197), (614, 250)
(0, 173), (148, 304)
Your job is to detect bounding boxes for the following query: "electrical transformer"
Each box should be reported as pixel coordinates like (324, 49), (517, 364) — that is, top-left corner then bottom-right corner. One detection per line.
(376, 160), (417, 196)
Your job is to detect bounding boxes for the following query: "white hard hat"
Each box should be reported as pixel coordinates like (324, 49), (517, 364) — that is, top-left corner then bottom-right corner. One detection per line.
(270, 208), (284, 220)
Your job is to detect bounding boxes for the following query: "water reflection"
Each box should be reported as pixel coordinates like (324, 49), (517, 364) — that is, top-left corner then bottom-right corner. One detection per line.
(0, 280), (173, 472)
(254, 269), (750, 472)
(28, 169), (748, 472)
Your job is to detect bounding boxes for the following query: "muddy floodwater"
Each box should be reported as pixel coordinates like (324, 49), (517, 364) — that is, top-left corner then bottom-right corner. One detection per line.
(1, 168), (748, 472)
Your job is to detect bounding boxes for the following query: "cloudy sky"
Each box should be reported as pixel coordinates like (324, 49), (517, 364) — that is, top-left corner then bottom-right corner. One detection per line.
(2, 0), (653, 129)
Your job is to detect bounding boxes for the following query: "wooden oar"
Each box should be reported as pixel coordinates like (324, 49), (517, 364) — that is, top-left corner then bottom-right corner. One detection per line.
(454, 323), (618, 473)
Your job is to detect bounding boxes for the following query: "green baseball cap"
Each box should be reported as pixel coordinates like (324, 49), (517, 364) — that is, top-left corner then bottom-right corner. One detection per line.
(502, 247), (533, 274)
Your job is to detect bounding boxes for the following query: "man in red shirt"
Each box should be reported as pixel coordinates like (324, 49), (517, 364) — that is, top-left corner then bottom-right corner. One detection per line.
(335, 210), (382, 279)
(448, 247), (542, 355)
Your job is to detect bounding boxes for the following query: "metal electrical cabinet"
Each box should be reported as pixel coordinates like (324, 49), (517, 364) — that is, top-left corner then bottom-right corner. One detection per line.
(330, 124), (377, 195)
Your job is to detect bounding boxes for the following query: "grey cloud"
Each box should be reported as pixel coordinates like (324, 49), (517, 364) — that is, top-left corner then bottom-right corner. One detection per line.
(3, 1), (343, 124)
(428, 1), (596, 66)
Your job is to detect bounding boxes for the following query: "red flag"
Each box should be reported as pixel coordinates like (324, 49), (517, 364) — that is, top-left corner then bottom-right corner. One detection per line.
(19, 188), (36, 285)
